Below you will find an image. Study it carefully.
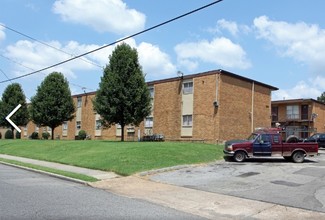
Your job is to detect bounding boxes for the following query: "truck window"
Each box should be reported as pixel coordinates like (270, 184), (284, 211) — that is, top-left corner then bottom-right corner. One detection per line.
(248, 133), (258, 141)
(273, 135), (280, 144)
(261, 134), (270, 143)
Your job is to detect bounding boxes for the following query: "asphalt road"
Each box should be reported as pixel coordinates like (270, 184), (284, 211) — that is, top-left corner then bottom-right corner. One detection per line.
(150, 149), (325, 213)
(0, 164), (206, 220)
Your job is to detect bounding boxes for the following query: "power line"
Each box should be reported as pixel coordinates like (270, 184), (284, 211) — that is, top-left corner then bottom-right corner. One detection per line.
(0, 54), (94, 92)
(0, 0), (223, 84)
(0, 23), (103, 69)
(0, 68), (13, 83)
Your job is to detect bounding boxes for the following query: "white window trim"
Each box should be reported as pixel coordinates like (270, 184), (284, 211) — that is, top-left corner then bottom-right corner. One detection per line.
(183, 81), (193, 94)
(77, 97), (82, 108)
(149, 87), (154, 99)
(286, 105), (299, 119)
(182, 115), (193, 127)
(63, 121), (68, 130)
(95, 120), (102, 130)
(76, 121), (81, 130)
(145, 117), (154, 128)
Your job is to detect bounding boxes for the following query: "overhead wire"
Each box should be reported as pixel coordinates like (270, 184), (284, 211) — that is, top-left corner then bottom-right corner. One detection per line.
(0, 68), (13, 83)
(0, 23), (103, 69)
(0, 0), (223, 84)
(0, 54), (94, 92)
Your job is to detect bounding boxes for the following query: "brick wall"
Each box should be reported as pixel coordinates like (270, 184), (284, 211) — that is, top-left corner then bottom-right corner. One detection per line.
(193, 74), (219, 142)
(218, 74), (272, 141)
(19, 70), (276, 142)
(151, 80), (182, 139)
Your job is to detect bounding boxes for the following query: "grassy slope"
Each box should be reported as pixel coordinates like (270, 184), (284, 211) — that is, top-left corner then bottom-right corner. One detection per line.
(0, 140), (224, 175)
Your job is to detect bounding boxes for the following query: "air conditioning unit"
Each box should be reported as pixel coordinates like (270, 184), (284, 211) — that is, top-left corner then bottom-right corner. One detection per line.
(213, 101), (219, 108)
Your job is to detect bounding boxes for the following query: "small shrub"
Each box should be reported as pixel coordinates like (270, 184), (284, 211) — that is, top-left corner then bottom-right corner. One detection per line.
(42, 132), (50, 140)
(30, 132), (39, 139)
(16, 131), (21, 139)
(5, 130), (13, 139)
(78, 130), (87, 140)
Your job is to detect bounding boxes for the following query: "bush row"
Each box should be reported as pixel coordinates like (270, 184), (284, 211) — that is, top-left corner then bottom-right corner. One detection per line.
(0, 130), (89, 140)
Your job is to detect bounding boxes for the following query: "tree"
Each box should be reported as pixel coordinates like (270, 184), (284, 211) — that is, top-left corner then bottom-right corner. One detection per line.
(93, 43), (151, 141)
(0, 83), (29, 138)
(317, 92), (325, 103)
(30, 72), (75, 140)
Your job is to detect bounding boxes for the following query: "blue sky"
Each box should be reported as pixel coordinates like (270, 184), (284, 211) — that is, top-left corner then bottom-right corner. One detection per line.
(1, 0), (325, 101)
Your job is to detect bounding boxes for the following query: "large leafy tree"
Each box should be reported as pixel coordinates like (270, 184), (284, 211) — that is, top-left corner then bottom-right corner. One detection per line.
(30, 72), (75, 140)
(317, 92), (325, 103)
(93, 43), (151, 141)
(0, 83), (29, 138)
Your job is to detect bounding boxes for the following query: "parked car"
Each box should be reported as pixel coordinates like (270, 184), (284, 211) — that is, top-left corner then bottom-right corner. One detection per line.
(224, 129), (319, 163)
(304, 133), (325, 148)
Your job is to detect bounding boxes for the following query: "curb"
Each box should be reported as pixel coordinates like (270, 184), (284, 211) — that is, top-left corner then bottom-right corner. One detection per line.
(0, 161), (90, 186)
(138, 159), (225, 176)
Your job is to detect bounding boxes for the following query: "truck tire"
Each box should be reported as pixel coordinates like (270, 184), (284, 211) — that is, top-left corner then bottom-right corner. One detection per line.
(292, 151), (305, 163)
(234, 151), (246, 162)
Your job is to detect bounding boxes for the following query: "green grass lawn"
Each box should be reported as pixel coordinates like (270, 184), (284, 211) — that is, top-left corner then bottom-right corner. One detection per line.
(0, 140), (224, 176)
(0, 158), (98, 182)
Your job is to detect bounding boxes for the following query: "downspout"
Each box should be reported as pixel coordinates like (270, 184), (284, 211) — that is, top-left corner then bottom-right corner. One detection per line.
(251, 82), (255, 132)
(214, 72), (220, 143)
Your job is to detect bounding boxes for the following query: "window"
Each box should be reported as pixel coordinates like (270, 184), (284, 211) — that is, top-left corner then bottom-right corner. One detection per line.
(182, 115), (193, 127)
(77, 97), (82, 108)
(286, 105), (299, 119)
(273, 135), (280, 144)
(271, 106), (278, 121)
(76, 121), (81, 130)
(183, 82), (193, 94)
(95, 120), (102, 130)
(145, 117), (153, 128)
(148, 87), (154, 99)
(23, 126), (27, 137)
(301, 105), (309, 120)
(62, 121), (68, 130)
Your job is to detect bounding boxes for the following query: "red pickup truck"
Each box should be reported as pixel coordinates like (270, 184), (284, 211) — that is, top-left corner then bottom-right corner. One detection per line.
(223, 130), (318, 163)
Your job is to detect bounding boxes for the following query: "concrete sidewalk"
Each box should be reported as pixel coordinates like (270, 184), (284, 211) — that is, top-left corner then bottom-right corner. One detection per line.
(0, 154), (119, 180)
(1, 154), (324, 219)
(91, 176), (325, 220)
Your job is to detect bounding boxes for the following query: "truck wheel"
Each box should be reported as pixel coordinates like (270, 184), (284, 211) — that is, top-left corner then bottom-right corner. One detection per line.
(292, 151), (305, 163)
(234, 151), (246, 162)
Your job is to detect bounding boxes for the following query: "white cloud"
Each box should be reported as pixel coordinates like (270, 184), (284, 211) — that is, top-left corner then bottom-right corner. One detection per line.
(5, 40), (104, 79)
(175, 37), (251, 72)
(52, 0), (146, 35)
(4, 38), (176, 82)
(208, 19), (251, 36)
(272, 78), (323, 100)
(254, 16), (325, 74)
(137, 42), (177, 79)
(0, 24), (5, 41)
(217, 19), (239, 36)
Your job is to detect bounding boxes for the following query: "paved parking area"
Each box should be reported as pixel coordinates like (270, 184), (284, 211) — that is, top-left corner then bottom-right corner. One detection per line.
(150, 149), (325, 213)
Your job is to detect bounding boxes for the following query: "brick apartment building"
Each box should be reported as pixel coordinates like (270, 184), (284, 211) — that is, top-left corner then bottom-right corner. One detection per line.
(271, 98), (325, 139)
(12, 69), (278, 143)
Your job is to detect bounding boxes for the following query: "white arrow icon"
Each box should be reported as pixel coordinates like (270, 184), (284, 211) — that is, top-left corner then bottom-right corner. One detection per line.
(5, 104), (22, 133)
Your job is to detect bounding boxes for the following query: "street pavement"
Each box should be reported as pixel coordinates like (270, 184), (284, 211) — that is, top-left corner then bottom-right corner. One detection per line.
(0, 164), (204, 220)
(1, 153), (325, 219)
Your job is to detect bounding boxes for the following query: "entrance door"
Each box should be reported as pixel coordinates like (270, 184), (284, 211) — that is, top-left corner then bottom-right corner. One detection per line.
(301, 105), (308, 120)
(253, 134), (272, 156)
